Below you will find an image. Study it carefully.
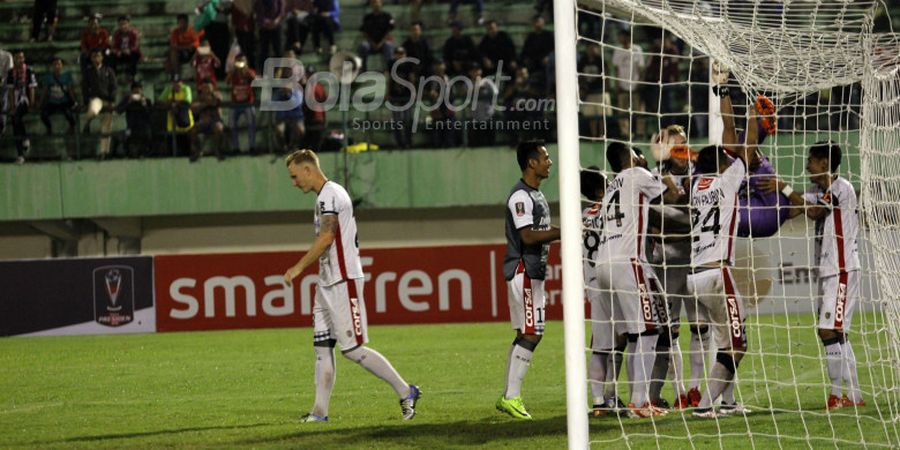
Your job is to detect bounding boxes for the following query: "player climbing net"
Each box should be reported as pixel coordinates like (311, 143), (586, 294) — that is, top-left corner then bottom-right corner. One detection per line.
(551, 0), (900, 447)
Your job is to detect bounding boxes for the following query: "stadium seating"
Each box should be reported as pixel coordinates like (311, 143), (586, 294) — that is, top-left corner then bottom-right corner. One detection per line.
(0, 0), (547, 160)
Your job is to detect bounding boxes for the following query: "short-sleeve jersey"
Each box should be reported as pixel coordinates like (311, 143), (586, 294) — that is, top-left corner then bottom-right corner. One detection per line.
(597, 167), (666, 263)
(650, 167), (691, 265)
(690, 158), (746, 266)
(803, 177), (861, 277)
(504, 179), (551, 281)
(582, 202), (603, 283)
(315, 181), (364, 286)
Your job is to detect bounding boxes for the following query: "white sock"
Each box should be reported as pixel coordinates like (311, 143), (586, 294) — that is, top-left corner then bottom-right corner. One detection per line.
(722, 378), (735, 404)
(590, 352), (609, 404)
(626, 339), (637, 404)
(824, 342), (844, 397)
(699, 362), (734, 409)
(630, 334), (656, 407)
(670, 339), (686, 397)
(605, 346), (625, 402)
(504, 341), (534, 399)
(312, 345), (336, 417)
(344, 346), (411, 399)
(689, 329), (710, 390)
(842, 340), (862, 403)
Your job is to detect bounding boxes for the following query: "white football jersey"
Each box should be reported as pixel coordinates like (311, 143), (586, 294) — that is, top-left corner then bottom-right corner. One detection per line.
(597, 167), (666, 263)
(690, 158), (745, 267)
(315, 181), (364, 286)
(650, 167), (692, 265)
(582, 202), (603, 285)
(803, 176), (861, 277)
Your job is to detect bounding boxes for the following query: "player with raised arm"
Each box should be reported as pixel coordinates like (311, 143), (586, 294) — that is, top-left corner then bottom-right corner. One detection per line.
(647, 125), (696, 409)
(496, 140), (560, 420)
(582, 167), (626, 417)
(761, 141), (863, 409)
(595, 142), (684, 418)
(282, 149), (421, 423)
(712, 62), (788, 239)
(687, 133), (753, 418)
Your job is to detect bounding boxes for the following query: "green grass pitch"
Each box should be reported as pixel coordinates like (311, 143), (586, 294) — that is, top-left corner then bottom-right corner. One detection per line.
(1, 312), (897, 449)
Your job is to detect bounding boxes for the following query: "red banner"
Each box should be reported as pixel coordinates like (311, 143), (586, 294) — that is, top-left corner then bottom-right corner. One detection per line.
(154, 243), (563, 332)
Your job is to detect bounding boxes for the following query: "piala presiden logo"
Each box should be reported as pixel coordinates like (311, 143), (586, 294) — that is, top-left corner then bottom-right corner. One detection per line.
(93, 266), (135, 327)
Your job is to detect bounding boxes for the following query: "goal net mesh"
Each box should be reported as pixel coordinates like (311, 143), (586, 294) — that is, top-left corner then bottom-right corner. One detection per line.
(571, 0), (900, 447)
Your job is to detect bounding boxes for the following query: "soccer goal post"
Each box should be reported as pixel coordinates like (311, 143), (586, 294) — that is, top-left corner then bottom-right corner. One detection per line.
(554, 0), (900, 447)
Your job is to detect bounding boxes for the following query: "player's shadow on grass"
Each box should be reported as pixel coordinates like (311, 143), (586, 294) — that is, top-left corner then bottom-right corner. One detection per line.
(37, 422), (276, 445)
(244, 415), (570, 447)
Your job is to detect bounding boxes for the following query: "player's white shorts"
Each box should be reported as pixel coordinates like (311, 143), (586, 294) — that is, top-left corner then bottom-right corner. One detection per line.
(686, 267), (746, 351)
(818, 270), (860, 331)
(587, 277), (625, 352)
(595, 259), (660, 335)
(313, 278), (369, 351)
(507, 267), (546, 335)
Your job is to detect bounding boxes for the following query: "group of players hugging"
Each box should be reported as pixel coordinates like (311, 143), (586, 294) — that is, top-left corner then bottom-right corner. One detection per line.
(498, 63), (862, 420)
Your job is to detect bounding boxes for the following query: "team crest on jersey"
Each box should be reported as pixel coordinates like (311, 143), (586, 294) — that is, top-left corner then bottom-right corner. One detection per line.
(697, 178), (714, 191)
(515, 202), (525, 217)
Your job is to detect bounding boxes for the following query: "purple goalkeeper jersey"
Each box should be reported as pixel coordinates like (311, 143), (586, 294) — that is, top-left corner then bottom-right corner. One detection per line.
(691, 149), (790, 238)
(736, 153), (790, 237)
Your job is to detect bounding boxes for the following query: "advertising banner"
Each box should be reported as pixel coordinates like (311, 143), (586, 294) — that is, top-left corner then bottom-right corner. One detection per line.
(0, 256), (155, 336)
(154, 244), (565, 332)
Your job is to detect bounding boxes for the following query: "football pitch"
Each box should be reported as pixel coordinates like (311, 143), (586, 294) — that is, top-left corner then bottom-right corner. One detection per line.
(1, 313), (896, 449)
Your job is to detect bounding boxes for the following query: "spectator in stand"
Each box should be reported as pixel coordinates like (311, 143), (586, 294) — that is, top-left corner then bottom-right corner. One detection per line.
(401, 21), (432, 76)
(192, 40), (221, 88)
(643, 30), (681, 128)
(190, 79), (226, 161)
(612, 28), (646, 139)
(427, 60), (456, 148)
(81, 50), (117, 159)
(80, 13), (110, 72)
(31, 0), (59, 42)
(387, 47), (415, 149)
(448, 0), (483, 27)
(197, 0), (231, 80)
(520, 15), (553, 90)
(578, 44), (605, 138)
(503, 66), (541, 142)
(227, 54), (257, 153)
(273, 85), (305, 154)
(229, 0), (256, 70)
(110, 15), (142, 81)
(117, 81), (154, 158)
(302, 65), (326, 151)
(0, 48), (13, 136)
(285, 0), (313, 54)
(169, 13), (204, 76)
(7, 50), (38, 164)
(311, 0), (338, 56)
(275, 49), (304, 84)
(256, 0), (285, 71)
(467, 63), (498, 147)
(158, 73), (194, 156)
(479, 19), (516, 75)
(443, 20), (478, 76)
(358, 0), (395, 71)
(40, 57), (77, 136)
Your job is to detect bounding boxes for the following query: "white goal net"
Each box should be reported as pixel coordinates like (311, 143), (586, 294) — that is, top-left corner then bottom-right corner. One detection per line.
(552, 0), (900, 448)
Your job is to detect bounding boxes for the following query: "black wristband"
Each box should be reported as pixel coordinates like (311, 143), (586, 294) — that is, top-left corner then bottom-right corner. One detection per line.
(712, 85), (731, 98)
